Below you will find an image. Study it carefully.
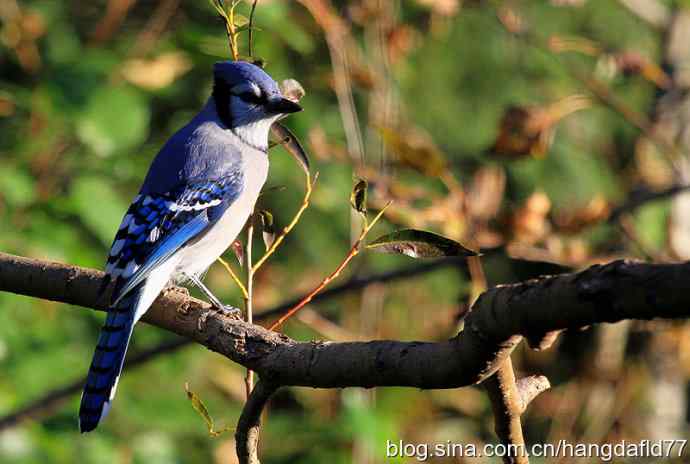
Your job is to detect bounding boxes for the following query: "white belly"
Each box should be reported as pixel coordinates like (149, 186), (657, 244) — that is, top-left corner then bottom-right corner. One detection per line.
(176, 150), (268, 278)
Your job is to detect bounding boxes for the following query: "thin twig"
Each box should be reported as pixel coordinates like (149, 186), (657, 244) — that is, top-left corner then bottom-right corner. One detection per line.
(608, 184), (690, 223)
(218, 256), (249, 300)
(235, 379), (277, 464)
(245, 218), (255, 397)
(248, 0), (259, 58)
(252, 172), (317, 273)
(268, 203), (391, 331)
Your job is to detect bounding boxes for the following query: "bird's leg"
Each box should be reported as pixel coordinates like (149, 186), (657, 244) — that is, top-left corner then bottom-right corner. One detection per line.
(186, 274), (241, 317)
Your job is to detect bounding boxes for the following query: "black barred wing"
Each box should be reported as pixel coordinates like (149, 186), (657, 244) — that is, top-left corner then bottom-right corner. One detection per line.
(103, 175), (243, 303)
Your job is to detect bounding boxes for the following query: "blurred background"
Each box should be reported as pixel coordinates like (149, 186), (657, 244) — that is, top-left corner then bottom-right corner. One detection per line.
(2, 0), (690, 462)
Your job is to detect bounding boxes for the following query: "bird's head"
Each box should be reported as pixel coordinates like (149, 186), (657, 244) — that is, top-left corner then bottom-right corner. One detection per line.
(212, 61), (302, 151)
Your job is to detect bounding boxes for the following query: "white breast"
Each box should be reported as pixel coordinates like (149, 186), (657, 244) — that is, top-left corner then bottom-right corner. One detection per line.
(176, 146), (269, 279)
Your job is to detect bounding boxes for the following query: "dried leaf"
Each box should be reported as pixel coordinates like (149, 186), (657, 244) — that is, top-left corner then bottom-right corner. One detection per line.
(230, 239), (244, 267)
(184, 382), (232, 437)
(490, 96), (589, 159)
(367, 229), (478, 258)
(280, 79), (305, 102)
(379, 126), (447, 177)
(511, 191), (551, 244)
(270, 123), (310, 176)
(350, 179), (368, 215)
(258, 210), (275, 251)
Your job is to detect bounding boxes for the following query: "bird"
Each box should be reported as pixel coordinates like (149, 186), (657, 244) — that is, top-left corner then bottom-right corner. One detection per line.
(78, 60), (302, 433)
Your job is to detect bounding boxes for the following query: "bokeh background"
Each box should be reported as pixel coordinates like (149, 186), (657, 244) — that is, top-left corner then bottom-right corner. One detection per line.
(2, 0), (690, 462)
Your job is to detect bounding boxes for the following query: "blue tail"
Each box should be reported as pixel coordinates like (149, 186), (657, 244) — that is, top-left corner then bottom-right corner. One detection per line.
(79, 291), (140, 433)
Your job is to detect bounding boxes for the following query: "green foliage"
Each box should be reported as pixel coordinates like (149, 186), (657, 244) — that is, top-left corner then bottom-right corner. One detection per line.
(0, 1), (686, 463)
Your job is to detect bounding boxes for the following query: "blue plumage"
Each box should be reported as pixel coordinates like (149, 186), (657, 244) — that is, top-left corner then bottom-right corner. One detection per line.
(79, 60), (302, 432)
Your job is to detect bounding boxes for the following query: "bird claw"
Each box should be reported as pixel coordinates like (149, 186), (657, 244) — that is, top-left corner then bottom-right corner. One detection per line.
(215, 304), (241, 319)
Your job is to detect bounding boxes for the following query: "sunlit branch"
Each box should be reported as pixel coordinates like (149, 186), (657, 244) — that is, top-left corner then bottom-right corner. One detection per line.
(252, 172), (317, 273)
(267, 203), (391, 331)
(217, 257), (249, 300)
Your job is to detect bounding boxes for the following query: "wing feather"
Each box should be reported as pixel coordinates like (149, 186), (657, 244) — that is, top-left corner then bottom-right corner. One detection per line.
(105, 175), (243, 304)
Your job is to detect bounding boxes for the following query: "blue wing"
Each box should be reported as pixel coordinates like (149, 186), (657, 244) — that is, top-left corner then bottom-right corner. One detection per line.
(103, 174), (243, 304)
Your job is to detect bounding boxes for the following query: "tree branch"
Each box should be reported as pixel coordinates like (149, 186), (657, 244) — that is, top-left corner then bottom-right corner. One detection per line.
(2, 252), (689, 390)
(235, 379), (277, 464)
(0, 253), (464, 429)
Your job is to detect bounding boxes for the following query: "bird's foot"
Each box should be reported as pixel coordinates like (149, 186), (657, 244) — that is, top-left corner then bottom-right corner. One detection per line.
(214, 304), (241, 319)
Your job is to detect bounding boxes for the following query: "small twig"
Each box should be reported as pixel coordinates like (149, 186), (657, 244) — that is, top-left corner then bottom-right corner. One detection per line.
(608, 184), (690, 223)
(218, 257), (249, 300)
(235, 379), (278, 464)
(268, 203), (391, 331)
(245, 218), (255, 397)
(211, 0), (241, 61)
(252, 172), (317, 273)
(248, 0), (259, 58)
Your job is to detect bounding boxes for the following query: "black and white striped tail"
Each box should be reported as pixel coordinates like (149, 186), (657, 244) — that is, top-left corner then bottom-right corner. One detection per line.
(79, 290), (140, 433)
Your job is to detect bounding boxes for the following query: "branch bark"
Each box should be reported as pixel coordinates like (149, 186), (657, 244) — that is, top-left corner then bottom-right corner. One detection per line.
(0, 254), (464, 429)
(2, 253), (690, 389)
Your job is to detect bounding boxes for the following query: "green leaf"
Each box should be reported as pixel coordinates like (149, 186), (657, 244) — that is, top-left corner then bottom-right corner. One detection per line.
(184, 382), (232, 437)
(77, 86), (149, 157)
(233, 14), (249, 28)
(269, 122), (310, 175)
(350, 179), (368, 215)
(367, 229), (478, 259)
(258, 209), (275, 251)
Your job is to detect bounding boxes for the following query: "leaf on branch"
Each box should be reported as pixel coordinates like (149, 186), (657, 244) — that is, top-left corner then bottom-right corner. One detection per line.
(184, 382), (233, 437)
(350, 178), (368, 216)
(258, 210), (276, 251)
(230, 239), (244, 267)
(270, 123), (310, 175)
(233, 13), (249, 28)
(367, 229), (478, 258)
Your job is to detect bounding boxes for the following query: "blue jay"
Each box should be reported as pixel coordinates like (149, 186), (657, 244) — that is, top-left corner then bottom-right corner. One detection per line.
(79, 61), (302, 432)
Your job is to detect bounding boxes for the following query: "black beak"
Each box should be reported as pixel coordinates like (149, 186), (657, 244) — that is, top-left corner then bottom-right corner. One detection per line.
(267, 97), (303, 114)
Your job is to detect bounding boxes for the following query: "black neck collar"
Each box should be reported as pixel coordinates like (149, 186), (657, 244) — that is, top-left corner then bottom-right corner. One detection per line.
(212, 77), (233, 129)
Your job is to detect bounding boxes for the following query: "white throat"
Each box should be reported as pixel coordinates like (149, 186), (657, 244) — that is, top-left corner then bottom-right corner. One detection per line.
(231, 118), (276, 152)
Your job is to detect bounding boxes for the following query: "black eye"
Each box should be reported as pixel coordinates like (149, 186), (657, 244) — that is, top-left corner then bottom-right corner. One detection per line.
(239, 91), (263, 104)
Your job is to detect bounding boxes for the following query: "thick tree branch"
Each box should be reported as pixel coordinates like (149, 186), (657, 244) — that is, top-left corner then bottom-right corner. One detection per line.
(0, 253), (465, 429)
(2, 252), (689, 390)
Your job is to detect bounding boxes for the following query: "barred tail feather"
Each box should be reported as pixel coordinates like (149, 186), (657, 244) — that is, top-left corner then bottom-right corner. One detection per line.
(79, 290), (140, 433)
